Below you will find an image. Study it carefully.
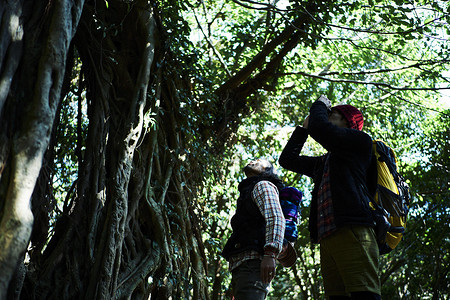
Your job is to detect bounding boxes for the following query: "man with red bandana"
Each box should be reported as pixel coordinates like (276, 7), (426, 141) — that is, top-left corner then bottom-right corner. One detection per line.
(279, 95), (381, 299)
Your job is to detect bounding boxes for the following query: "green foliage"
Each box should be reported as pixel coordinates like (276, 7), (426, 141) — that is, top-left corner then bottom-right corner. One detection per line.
(49, 0), (450, 298)
(53, 56), (87, 209)
(183, 0), (450, 299)
(379, 109), (450, 298)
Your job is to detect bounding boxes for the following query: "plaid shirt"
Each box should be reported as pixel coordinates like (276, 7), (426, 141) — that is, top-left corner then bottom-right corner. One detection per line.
(317, 155), (337, 242)
(229, 180), (286, 271)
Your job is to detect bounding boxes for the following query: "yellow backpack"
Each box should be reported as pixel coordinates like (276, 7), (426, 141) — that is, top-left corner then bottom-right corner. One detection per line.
(369, 140), (411, 255)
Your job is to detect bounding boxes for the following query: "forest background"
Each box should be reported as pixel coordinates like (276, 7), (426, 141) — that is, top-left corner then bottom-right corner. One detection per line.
(0, 0), (448, 299)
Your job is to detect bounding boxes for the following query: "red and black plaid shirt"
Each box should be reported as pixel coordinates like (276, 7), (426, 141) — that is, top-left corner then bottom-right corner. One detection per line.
(317, 155), (337, 242)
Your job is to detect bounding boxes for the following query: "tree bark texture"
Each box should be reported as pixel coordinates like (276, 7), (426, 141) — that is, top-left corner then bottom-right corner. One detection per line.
(0, 0), (84, 298)
(0, 0), (209, 299)
(0, 0), (330, 298)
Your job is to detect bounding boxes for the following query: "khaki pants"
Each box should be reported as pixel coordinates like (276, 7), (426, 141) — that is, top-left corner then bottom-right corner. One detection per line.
(320, 225), (381, 297)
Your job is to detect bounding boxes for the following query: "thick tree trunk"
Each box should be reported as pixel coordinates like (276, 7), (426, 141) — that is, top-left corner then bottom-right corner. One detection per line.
(1, 0), (322, 298)
(2, 0), (209, 299)
(0, 1), (84, 298)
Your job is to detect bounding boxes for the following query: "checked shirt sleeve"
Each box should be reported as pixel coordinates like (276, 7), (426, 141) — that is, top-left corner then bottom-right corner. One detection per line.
(252, 181), (285, 254)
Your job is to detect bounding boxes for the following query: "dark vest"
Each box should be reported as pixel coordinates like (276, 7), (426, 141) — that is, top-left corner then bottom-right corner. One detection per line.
(221, 176), (283, 260)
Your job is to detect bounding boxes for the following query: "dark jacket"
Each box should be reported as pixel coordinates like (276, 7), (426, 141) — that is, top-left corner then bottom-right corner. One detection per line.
(279, 101), (373, 243)
(221, 175), (284, 260)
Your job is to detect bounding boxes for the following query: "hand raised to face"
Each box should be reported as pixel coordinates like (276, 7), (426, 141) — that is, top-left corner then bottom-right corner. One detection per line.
(317, 94), (332, 109)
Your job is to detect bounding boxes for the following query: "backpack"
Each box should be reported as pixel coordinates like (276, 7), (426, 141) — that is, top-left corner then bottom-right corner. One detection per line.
(279, 186), (303, 242)
(369, 140), (411, 255)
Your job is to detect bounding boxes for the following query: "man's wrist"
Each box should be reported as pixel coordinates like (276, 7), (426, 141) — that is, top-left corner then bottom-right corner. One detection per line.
(263, 247), (278, 258)
(263, 253), (276, 259)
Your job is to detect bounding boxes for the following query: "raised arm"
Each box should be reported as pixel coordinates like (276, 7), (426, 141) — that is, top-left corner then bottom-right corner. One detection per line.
(279, 126), (321, 178)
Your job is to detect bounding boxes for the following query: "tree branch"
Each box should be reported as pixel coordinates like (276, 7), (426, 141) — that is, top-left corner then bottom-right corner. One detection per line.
(192, 8), (232, 78)
(215, 14), (307, 95)
(376, 87), (450, 116)
(316, 60), (450, 77)
(300, 3), (448, 36)
(381, 258), (407, 285)
(230, 0), (288, 12)
(283, 71), (450, 91)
